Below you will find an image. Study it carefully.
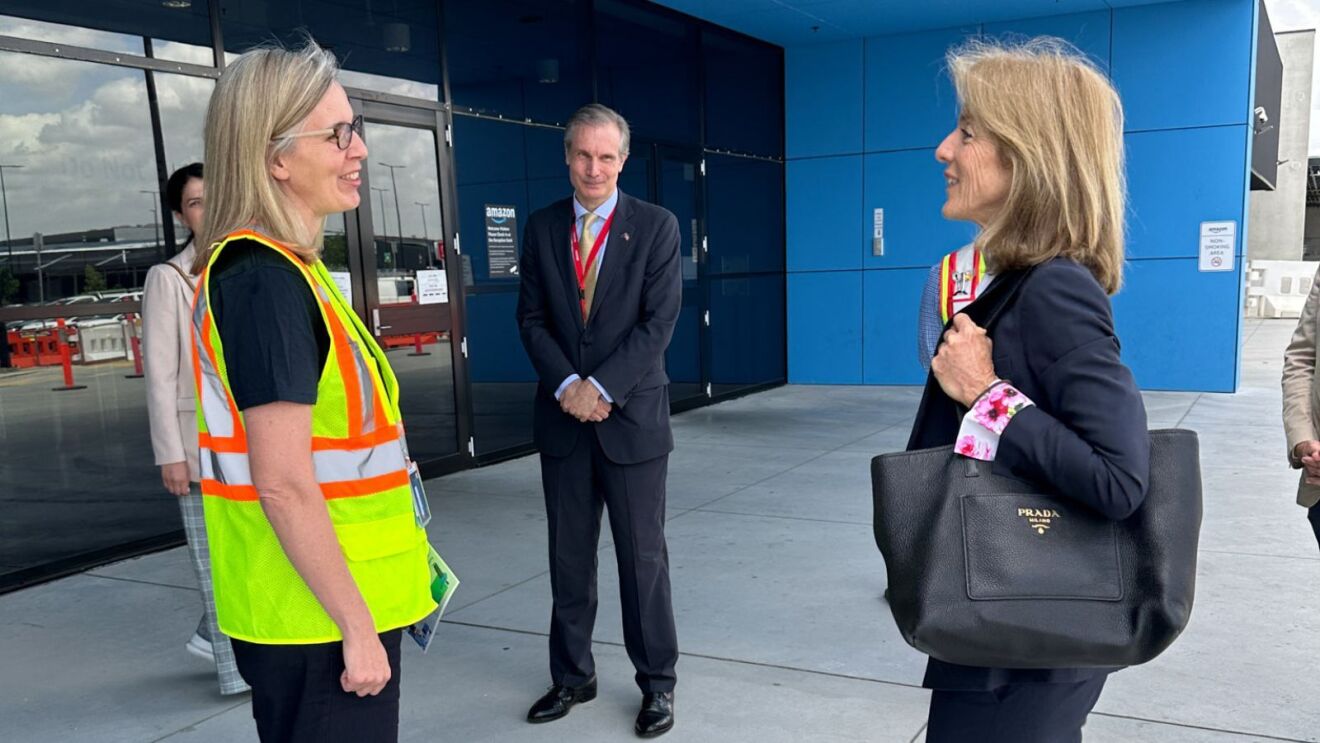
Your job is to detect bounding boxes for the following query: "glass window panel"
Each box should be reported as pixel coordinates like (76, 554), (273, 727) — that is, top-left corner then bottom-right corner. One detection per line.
(0, 14), (143, 55)
(0, 51), (179, 589)
(709, 274), (785, 395)
(595, 0), (699, 146)
(151, 38), (214, 66)
(444, 0), (590, 125)
(220, 0), (440, 101)
(452, 114), (540, 456)
(339, 69), (438, 101)
(1, 1), (212, 52)
(705, 154), (784, 275)
(703, 28), (783, 157)
(360, 122), (456, 465)
(155, 72), (213, 252)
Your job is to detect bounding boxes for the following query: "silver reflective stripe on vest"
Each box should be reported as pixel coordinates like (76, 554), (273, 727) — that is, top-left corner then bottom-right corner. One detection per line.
(204, 440), (403, 491)
(202, 447), (245, 485)
(313, 439), (407, 482)
(192, 284), (236, 439)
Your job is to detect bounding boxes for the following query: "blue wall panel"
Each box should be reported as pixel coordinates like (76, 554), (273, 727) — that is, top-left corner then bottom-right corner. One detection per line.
(786, 155), (865, 271)
(786, 40), (864, 157)
(862, 148), (979, 270)
(1111, 0), (1253, 131)
(1112, 258), (1241, 392)
(788, 271), (863, 383)
(863, 26), (973, 152)
(982, 10), (1111, 71)
(863, 268), (930, 385)
(1126, 126), (1250, 260)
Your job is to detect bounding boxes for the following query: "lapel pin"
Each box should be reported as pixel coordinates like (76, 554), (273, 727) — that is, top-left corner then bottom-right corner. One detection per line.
(622, 232), (630, 242)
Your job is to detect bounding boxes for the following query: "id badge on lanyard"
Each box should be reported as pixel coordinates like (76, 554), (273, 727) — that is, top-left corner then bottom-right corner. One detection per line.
(409, 460), (431, 528)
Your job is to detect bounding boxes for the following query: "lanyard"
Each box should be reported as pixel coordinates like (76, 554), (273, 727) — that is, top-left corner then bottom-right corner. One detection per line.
(570, 209), (615, 311)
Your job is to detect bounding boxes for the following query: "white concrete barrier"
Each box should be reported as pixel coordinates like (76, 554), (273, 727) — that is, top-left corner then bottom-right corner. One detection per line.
(76, 321), (129, 363)
(1246, 260), (1318, 318)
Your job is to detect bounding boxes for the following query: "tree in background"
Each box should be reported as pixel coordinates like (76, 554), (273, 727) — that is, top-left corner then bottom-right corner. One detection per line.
(84, 264), (107, 293)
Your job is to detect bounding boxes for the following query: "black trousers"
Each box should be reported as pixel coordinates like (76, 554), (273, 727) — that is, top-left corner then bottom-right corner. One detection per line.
(231, 629), (403, 743)
(926, 677), (1107, 743)
(1309, 504), (1320, 552)
(541, 434), (678, 693)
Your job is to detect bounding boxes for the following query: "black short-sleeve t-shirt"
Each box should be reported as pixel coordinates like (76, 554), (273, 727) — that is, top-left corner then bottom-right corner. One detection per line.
(208, 238), (330, 411)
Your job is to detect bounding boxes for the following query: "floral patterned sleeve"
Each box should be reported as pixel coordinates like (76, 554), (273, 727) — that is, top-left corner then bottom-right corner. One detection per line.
(954, 381), (1035, 461)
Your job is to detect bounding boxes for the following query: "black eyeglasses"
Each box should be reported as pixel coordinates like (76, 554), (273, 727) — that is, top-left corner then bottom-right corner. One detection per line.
(273, 114), (364, 150)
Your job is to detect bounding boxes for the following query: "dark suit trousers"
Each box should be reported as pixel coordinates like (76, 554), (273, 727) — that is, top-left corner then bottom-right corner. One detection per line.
(926, 676), (1106, 743)
(231, 629), (403, 743)
(1308, 504), (1320, 551)
(541, 432), (678, 694)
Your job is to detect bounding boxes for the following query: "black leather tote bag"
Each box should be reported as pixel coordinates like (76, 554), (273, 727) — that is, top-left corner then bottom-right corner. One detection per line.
(872, 269), (1202, 669)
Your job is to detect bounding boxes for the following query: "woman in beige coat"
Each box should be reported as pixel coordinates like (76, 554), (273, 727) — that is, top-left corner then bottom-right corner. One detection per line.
(141, 163), (248, 695)
(1281, 267), (1320, 551)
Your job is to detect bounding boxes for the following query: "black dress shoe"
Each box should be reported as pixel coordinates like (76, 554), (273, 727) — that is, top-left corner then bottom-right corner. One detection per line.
(526, 676), (597, 723)
(634, 691), (674, 738)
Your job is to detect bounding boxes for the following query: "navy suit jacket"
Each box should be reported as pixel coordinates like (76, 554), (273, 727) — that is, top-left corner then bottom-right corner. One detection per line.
(516, 192), (682, 465)
(908, 257), (1151, 690)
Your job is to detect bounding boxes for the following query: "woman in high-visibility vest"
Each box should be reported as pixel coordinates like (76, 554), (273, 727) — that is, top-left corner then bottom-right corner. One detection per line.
(191, 40), (434, 743)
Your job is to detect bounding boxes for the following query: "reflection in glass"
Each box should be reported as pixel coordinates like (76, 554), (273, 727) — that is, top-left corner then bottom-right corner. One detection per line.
(362, 122), (457, 465)
(0, 14), (143, 55)
(596, 0), (699, 146)
(703, 28), (784, 158)
(0, 1), (213, 54)
(444, 0), (590, 124)
(221, 0), (440, 100)
(0, 50), (179, 589)
(151, 38), (214, 66)
(0, 51), (160, 300)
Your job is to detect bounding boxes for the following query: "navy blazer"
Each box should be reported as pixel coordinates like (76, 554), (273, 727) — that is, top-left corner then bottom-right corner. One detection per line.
(908, 257), (1151, 690)
(516, 192), (682, 465)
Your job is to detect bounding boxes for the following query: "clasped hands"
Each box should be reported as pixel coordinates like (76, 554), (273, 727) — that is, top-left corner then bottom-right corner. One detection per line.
(562, 378), (611, 423)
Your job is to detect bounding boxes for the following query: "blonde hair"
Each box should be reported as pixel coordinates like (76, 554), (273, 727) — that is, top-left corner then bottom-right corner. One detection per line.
(193, 39), (339, 273)
(949, 37), (1126, 294)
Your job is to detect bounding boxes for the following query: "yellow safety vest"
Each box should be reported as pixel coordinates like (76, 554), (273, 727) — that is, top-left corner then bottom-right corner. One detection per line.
(192, 229), (435, 644)
(938, 245), (987, 325)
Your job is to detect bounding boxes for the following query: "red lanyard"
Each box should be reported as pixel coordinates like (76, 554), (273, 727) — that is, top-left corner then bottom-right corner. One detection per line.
(570, 209), (615, 310)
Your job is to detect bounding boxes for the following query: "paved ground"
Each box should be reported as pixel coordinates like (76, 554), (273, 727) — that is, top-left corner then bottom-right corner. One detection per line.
(1, 318), (1316, 742)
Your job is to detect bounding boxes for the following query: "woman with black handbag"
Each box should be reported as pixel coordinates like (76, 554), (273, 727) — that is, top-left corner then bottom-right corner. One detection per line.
(913, 38), (1151, 742)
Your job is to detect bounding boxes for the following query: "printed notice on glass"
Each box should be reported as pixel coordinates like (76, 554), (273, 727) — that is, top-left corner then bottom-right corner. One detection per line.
(872, 208), (884, 256)
(416, 269), (448, 305)
(485, 204), (519, 278)
(328, 271), (353, 306)
(1198, 221), (1236, 272)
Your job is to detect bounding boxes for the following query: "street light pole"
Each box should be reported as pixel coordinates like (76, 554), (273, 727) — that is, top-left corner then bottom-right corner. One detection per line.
(414, 201), (429, 239)
(370, 186), (392, 236)
(379, 162), (406, 248)
(0, 164), (24, 264)
(139, 189), (160, 250)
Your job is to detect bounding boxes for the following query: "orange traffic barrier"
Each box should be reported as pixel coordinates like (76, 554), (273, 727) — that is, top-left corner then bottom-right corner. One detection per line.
(7, 328), (61, 368)
(124, 313), (144, 379)
(51, 318), (86, 391)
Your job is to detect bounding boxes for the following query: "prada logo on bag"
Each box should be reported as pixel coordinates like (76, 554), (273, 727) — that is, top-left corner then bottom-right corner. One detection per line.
(1018, 507), (1060, 535)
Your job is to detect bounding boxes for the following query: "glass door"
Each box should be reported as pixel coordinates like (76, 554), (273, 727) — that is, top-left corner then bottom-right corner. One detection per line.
(343, 99), (469, 473)
(655, 147), (706, 406)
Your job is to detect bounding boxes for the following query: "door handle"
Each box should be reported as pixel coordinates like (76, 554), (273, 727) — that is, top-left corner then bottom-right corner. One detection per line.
(373, 308), (392, 334)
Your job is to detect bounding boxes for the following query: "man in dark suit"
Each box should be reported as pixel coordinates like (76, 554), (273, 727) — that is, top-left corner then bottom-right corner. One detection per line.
(516, 103), (681, 738)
